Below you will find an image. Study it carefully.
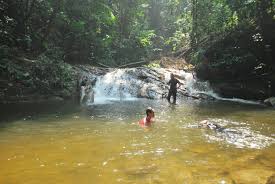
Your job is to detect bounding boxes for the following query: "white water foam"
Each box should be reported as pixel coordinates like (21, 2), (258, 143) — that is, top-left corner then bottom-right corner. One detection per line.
(90, 69), (138, 105)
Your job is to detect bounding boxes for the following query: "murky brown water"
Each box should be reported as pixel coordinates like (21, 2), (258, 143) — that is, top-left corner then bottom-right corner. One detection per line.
(0, 99), (274, 184)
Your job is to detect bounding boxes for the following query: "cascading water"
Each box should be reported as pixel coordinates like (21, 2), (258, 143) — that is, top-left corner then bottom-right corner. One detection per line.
(92, 69), (138, 104)
(80, 67), (261, 105)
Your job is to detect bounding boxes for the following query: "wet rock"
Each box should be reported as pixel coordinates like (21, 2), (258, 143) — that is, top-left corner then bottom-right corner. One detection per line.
(76, 66), (220, 103)
(210, 81), (267, 100)
(199, 119), (275, 149)
(266, 174), (275, 184)
(264, 97), (275, 107)
(195, 62), (211, 80)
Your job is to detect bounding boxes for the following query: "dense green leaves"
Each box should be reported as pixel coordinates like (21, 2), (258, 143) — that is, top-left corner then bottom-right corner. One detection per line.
(0, 0), (274, 67)
(0, 0), (191, 65)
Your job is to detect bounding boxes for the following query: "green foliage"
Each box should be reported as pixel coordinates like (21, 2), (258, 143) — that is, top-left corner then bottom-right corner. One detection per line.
(190, 0), (274, 77)
(0, 59), (30, 83)
(190, 48), (206, 64)
(211, 53), (256, 67)
(144, 63), (161, 68)
(0, 46), (23, 80)
(1, 0), (274, 75)
(0, 44), (74, 96)
(1, 0), (194, 66)
(138, 30), (156, 47)
(30, 55), (74, 94)
(166, 31), (190, 51)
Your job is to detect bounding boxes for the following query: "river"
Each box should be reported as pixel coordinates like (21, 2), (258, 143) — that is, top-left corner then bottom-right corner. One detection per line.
(0, 99), (274, 184)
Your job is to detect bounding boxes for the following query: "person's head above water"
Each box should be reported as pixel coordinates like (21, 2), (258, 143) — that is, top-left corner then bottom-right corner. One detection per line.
(170, 73), (175, 79)
(138, 107), (155, 127)
(146, 107), (155, 118)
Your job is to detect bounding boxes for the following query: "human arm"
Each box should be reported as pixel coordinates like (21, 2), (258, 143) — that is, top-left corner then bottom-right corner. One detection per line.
(177, 79), (183, 89)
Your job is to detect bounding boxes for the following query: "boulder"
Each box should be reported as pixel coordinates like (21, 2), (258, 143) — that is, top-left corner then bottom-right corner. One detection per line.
(210, 81), (267, 100)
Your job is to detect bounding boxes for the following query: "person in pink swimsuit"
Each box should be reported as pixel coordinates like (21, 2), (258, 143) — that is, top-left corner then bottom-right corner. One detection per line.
(139, 107), (155, 127)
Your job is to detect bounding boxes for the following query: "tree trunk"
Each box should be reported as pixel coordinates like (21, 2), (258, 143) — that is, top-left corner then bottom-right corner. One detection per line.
(257, 0), (274, 69)
(149, 0), (161, 34)
(191, 0), (198, 48)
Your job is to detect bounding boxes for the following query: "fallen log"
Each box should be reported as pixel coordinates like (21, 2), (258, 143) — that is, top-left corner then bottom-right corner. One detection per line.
(96, 62), (112, 68)
(118, 61), (148, 68)
(161, 91), (201, 100)
(14, 57), (37, 64)
(182, 93), (200, 99)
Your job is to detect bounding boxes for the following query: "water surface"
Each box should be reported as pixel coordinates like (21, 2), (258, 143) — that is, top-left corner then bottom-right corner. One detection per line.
(0, 99), (274, 184)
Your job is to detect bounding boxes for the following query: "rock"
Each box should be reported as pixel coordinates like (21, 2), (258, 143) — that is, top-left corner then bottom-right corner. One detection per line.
(210, 81), (267, 100)
(138, 85), (152, 98)
(264, 97), (275, 107)
(76, 66), (220, 101)
(195, 63), (210, 80)
(266, 174), (275, 184)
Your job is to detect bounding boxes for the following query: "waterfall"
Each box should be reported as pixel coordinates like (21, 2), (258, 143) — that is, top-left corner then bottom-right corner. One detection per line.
(92, 69), (138, 104)
(79, 67), (261, 105)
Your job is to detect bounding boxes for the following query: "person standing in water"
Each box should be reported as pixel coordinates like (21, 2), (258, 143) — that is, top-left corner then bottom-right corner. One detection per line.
(80, 77), (88, 104)
(167, 73), (182, 104)
(80, 77), (96, 104)
(139, 107), (155, 127)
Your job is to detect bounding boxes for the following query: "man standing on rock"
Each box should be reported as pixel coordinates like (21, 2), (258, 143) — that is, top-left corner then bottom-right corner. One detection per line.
(167, 73), (182, 104)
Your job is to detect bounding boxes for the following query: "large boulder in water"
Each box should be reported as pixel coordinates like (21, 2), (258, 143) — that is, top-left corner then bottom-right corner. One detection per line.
(210, 81), (268, 100)
(264, 97), (275, 107)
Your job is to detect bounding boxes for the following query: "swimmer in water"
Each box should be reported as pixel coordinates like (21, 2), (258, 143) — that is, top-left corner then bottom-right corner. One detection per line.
(139, 107), (155, 128)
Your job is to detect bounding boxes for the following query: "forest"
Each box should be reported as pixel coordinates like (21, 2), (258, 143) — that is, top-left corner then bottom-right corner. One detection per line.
(1, 1), (275, 183)
(0, 0), (274, 100)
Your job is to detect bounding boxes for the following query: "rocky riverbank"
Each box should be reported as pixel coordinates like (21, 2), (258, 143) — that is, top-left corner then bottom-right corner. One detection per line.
(0, 62), (196, 104)
(1, 58), (275, 106)
(74, 65), (206, 105)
